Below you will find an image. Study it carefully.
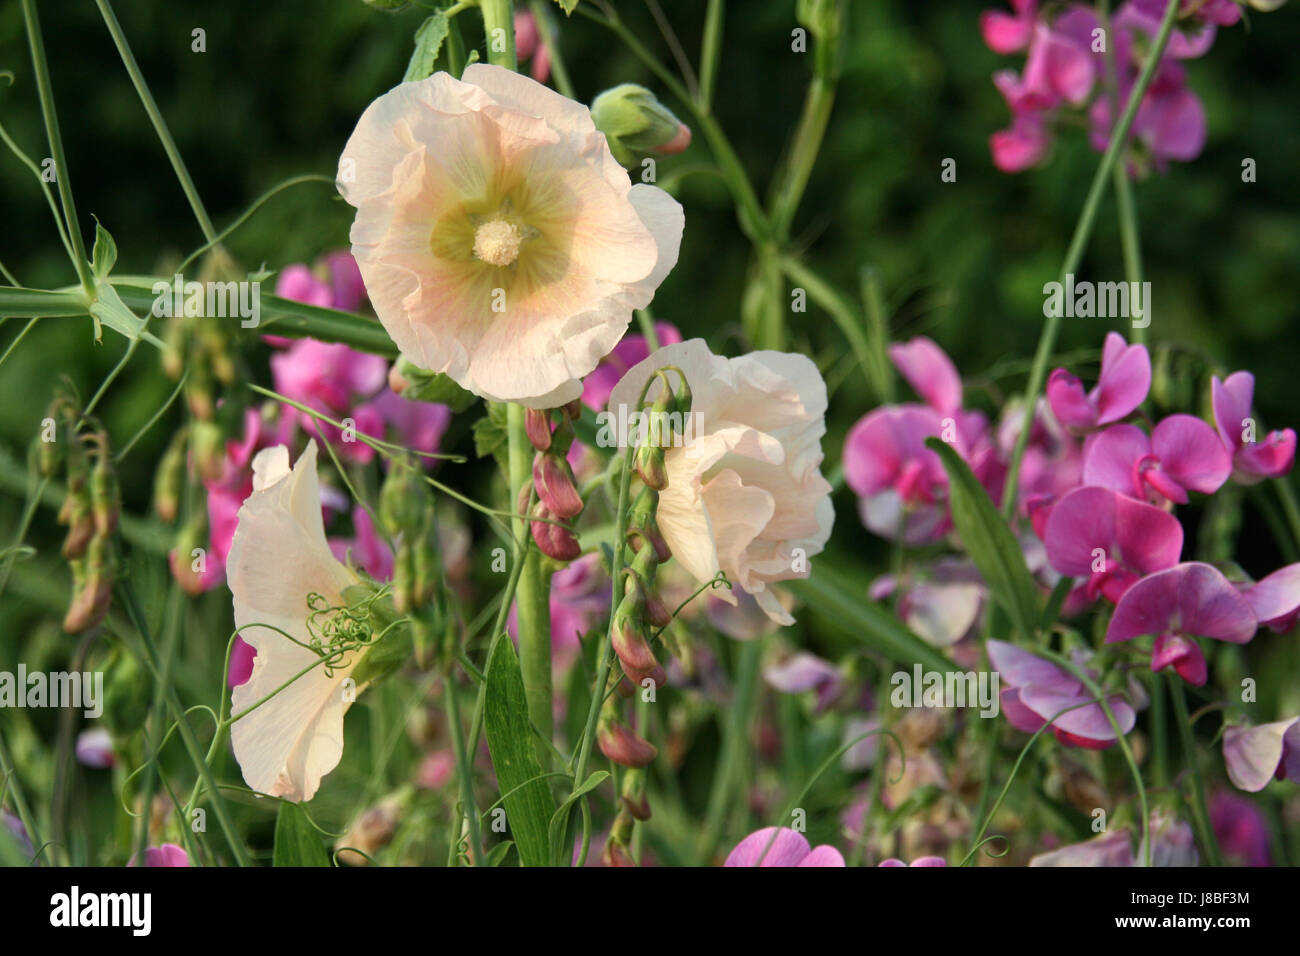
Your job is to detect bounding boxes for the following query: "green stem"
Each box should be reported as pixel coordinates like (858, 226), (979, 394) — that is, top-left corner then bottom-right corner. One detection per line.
(480, 0), (517, 70)
(0, 726), (45, 863)
(576, 3), (769, 242)
(768, 76), (835, 240)
(696, 636), (761, 865)
(444, 670), (484, 865)
(1000, 0), (1181, 519)
(697, 0), (725, 111)
(21, 0), (95, 297)
(530, 0), (574, 98)
(506, 404), (552, 752)
(117, 580), (252, 866)
(1169, 676), (1224, 867)
(94, 0), (220, 245)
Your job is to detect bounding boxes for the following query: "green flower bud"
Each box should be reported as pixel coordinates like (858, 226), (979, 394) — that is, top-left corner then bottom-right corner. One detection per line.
(591, 84), (692, 167)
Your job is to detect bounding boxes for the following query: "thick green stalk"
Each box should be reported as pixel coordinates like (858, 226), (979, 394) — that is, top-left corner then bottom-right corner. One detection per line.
(480, 0), (518, 70)
(506, 404), (553, 751)
(95, 0), (220, 245)
(21, 0), (95, 297)
(1169, 677), (1224, 867)
(1000, 0), (1181, 518)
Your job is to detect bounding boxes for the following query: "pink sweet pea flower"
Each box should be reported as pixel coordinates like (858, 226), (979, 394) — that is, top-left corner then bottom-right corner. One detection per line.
(724, 827), (845, 867)
(1106, 561), (1256, 685)
(1043, 485), (1183, 602)
(514, 10), (552, 84)
(879, 856), (948, 867)
(270, 340), (390, 463)
(1222, 718), (1300, 792)
(1082, 416), (1231, 506)
(1240, 563), (1300, 633)
(980, 0), (1039, 54)
(990, 109), (1050, 172)
(1210, 792), (1273, 867)
(353, 388), (453, 466)
(129, 844), (190, 867)
(1089, 58), (1206, 170)
(580, 321), (682, 411)
(988, 639), (1136, 749)
(1212, 371), (1296, 484)
(75, 727), (115, 769)
(1117, 0), (1225, 59)
(329, 507), (395, 582)
(844, 405), (953, 545)
(1021, 19), (1096, 106)
(229, 636), (257, 687)
(764, 652), (843, 714)
(888, 337), (963, 416)
(1046, 332), (1151, 431)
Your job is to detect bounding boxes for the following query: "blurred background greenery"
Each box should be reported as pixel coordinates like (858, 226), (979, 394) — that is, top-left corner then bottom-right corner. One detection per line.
(1, 0), (1297, 864)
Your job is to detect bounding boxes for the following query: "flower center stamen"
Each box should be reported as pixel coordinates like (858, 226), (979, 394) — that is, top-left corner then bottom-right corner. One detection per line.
(472, 219), (523, 267)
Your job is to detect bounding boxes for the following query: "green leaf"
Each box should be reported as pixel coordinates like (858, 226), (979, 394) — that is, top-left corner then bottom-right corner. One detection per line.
(91, 218), (117, 279)
(547, 770), (610, 866)
(925, 437), (1042, 640)
(393, 357), (477, 412)
(484, 636), (556, 867)
(553, 0), (579, 15)
(272, 802), (331, 867)
(788, 564), (954, 672)
(472, 402), (509, 465)
(89, 280), (165, 349)
(404, 12), (450, 83)
(484, 840), (515, 867)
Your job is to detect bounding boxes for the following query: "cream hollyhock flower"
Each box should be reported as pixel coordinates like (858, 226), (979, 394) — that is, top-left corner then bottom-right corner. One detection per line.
(227, 441), (361, 802)
(607, 339), (834, 625)
(337, 64), (685, 408)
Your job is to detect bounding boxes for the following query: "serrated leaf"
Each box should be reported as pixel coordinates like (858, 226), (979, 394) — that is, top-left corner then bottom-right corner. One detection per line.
(404, 11), (450, 83)
(484, 636), (556, 867)
(272, 801), (331, 867)
(547, 770), (610, 866)
(925, 437), (1042, 640)
(91, 218), (117, 280)
(788, 565), (954, 672)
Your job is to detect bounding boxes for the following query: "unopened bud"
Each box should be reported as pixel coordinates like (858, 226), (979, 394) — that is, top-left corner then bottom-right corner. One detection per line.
(154, 429), (188, 523)
(591, 84), (692, 166)
(530, 502), (581, 562)
(635, 444), (668, 491)
(597, 716), (658, 769)
(533, 452), (583, 519)
(525, 407), (552, 452)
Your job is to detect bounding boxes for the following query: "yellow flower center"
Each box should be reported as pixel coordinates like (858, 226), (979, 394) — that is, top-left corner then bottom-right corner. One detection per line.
(472, 219), (523, 268)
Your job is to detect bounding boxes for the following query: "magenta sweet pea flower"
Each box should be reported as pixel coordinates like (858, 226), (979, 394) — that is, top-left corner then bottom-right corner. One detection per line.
(879, 856), (947, 867)
(270, 339), (389, 463)
(844, 405), (953, 545)
(1222, 718), (1300, 792)
(129, 844), (190, 867)
(228, 635), (256, 687)
(1047, 332), (1150, 431)
(724, 827), (845, 867)
(1210, 792), (1273, 867)
(1083, 416), (1231, 506)
(1106, 562), (1256, 685)
(1089, 58), (1207, 170)
(980, 0), (1038, 55)
(269, 251), (368, 345)
(580, 321), (683, 412)
(1043, 485), (1183, 602)
(888, 337), (963, 416)
(1117, 0), (1227, 59)
(1240, 563), (1300, 633)
(353, 388), (453, 467)
(329, 507), (395, 582)
(1212, 371), (1297, 484)
(988, 639), (1136, 749)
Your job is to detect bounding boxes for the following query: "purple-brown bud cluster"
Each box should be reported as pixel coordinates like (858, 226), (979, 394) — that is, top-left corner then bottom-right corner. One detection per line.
(525, 402), (585, 562)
